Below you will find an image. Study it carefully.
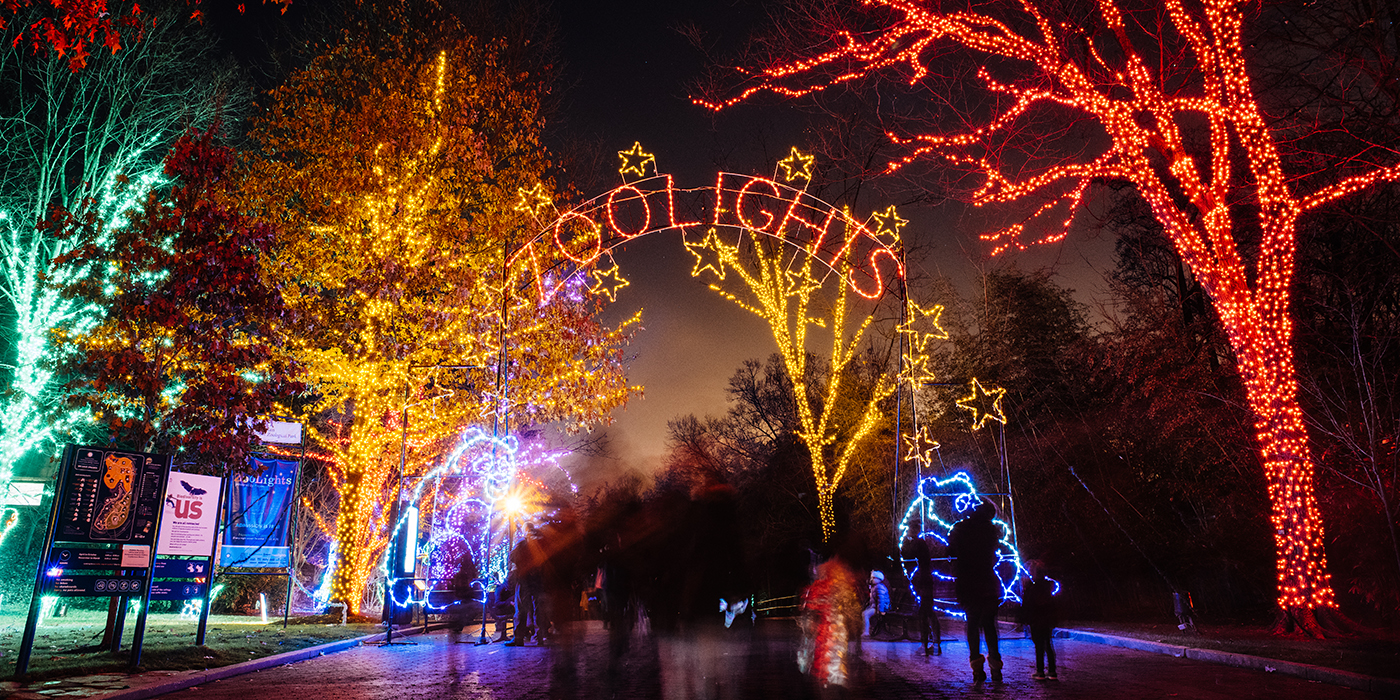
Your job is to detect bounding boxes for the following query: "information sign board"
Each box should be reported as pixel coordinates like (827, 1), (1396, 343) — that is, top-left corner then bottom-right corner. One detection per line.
(150, 579), (207, 601)
(55, 447), (168, 545)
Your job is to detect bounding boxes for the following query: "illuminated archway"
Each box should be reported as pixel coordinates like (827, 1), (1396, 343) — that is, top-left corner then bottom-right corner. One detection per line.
(509, 144), (906, 307)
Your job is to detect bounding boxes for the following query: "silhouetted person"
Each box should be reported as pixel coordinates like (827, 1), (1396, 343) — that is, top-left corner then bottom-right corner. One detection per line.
(948, 501), (1002, 682)
(908, 537), (941, 655)
(1019, 560), (1059, 680)
(507, 526), (544, 646)
(446, 553), (479, 644)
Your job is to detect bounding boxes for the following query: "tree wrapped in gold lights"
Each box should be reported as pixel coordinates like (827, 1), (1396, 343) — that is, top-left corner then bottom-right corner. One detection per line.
(693, 226), (894, 542)
(702, 0), (1400, 635)
(245, 29), (637, 612)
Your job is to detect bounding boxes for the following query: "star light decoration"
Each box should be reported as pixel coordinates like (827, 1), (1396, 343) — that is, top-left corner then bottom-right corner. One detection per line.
(897, 300), (947, 387)
(898, 301), (948, 354)
(957, 378), (1007, 431)
(869, 205), (908, 245)
(514, 183), (553, 217)
(777, 146), (816, 183)
(684, 228), (738, 280)
(617, 141), (656, 179)
(588, 259), (630, 302)
(902, 425), (939, 465)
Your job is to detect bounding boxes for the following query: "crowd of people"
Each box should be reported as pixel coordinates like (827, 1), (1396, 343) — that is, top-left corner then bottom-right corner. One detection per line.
(439, 490), (1057, 697)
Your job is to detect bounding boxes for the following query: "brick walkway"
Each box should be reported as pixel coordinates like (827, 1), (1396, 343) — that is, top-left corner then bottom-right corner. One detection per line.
(149, 620), (1381, 699)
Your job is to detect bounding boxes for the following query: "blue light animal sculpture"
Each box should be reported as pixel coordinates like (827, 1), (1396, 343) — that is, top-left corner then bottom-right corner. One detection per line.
(897, 471), (1026, 618)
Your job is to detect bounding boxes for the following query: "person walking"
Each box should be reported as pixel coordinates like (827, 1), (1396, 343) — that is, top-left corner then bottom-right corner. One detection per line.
(948, 501), (1003, 682)
(1019, 561), (1059, 680)
(909, 538), (942, 655)
(507, 527), (543, 646)
(862, 570), (891, 638)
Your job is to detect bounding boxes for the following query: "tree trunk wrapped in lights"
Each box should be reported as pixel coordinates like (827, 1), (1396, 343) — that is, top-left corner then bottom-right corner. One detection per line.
(244, 28), (637, 613)
(701, 0), (1400, 634)
(696, 229), (893, 542)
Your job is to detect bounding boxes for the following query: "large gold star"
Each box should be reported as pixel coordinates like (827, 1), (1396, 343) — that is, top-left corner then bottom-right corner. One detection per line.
(589, 262), (630, 302)
(684, 228), (736, 280)
(903, 426), (940, 465)
(514, 183), (552, 217)
(870, 205), (908, 242)
(957, 378), (1007, 431)
(617, 141), (656, 178)
(777, 146), (816, 183)
(897, 301), (948, 354)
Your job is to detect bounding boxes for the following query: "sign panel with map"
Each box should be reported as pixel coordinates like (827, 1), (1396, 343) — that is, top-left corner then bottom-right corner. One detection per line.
(55, 446), (169, 546)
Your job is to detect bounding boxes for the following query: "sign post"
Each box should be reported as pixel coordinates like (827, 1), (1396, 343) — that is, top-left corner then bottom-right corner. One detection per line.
(15, 445), (169, 676)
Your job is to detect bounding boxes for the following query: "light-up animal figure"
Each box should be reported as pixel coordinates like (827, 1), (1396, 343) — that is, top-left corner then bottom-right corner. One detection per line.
(897, 471), (1025, 618)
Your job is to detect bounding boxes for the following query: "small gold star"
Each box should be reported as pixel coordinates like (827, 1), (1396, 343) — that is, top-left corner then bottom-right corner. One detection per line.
(870, 205), (908, 241)
(784, 265), (821, 298)
(514, 184), (552, 216)
(617, 142), (656, 178)
(900, 351), (937, 386)
(777, 147), (816, 183)
(684, 228), (736, 280)
(897, 301), (948, 354)
(589, 262), (630, 302)
(957, 378), (1007, 431)
(903, 426), (940, 465)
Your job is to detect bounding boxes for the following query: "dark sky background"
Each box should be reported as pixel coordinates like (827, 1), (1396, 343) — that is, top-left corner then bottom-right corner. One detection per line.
(211, 0), (1117, 490)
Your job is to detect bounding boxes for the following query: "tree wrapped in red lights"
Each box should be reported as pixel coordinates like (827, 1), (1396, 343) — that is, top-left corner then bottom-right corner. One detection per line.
(703, 0), (1400, 635)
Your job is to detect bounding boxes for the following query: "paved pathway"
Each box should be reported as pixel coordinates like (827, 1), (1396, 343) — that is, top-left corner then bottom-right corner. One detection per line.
(155, 620), (1382, 699)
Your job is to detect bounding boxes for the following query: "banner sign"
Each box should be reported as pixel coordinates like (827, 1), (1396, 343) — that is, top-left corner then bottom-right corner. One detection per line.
(220, 457), (297, 568)
(156, 471), (224, 557)
(55, 447), (168, 545)
(48, 574), (147, 596)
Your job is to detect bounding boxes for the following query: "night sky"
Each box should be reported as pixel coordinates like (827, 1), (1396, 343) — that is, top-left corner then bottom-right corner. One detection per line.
(211, 0), (1118, 489)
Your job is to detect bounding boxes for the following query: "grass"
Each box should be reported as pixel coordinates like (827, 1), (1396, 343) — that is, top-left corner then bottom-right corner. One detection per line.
(0, 609), (382, 680)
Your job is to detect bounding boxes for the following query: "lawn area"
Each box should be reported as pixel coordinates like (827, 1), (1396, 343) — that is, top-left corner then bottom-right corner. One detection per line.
(0, 609), (382, 680)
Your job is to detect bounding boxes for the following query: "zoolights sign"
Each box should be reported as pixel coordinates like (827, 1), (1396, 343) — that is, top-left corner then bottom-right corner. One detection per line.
(508, 144), (907, 307)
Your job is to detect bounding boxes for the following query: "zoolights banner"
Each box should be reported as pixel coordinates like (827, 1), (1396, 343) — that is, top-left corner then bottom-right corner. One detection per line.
(220, 457), (297, 568)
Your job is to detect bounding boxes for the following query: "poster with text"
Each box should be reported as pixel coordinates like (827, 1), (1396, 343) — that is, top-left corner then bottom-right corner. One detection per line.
(155, 471), (223, 557)
(220, 457), (297, 568)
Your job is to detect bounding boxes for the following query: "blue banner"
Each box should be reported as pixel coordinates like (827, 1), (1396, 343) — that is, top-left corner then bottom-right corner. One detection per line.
(220, 457), (297, 568)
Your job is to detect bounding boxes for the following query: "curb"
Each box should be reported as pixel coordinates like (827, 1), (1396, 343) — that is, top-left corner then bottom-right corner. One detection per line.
(101, 623), (445, 700)
(1060, 628), (1400, 696)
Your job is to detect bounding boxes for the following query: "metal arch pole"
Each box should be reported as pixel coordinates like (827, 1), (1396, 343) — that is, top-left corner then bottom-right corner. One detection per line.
(892, 249), (910, 533)
(1000, 420), (1019, 553)
(284, 436), (305, 630)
